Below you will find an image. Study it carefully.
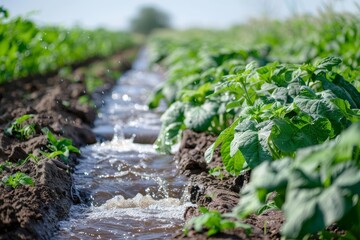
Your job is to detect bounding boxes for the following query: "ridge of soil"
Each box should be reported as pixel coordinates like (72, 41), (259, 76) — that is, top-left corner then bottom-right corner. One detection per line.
(173, 130), (284, 239)
(0, 49), (136, 240)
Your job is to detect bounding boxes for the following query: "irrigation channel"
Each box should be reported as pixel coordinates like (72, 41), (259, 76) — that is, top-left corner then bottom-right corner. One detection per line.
(55, 49), (192, 239)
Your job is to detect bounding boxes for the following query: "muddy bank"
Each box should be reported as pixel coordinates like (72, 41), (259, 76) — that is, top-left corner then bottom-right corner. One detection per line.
(0, 50), (136, 239)
(174, 130), (283, 239)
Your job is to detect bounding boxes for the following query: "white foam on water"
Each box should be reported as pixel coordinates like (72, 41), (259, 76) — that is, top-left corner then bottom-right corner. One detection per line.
(87, 193), (194, 221)
(103, 193), (180, 209)
(86, 138), (156, 154)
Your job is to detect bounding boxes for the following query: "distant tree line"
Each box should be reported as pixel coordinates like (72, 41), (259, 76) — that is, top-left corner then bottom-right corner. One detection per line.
(130, 6), (171, 35)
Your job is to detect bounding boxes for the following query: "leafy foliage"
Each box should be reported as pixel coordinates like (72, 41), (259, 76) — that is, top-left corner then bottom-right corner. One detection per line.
(148, 8), (360, 238)
(152, 48), (268, 153)
(184, 207), (250, 236)
(0, 10), (135, 83)
(18, 153), (40, 165)
(41, 128), (80, 163)
(234, 123), (360, 238)
(1, 171), (35, 188)
(4, 114), (36, 140)
(203, 58), (359, 174)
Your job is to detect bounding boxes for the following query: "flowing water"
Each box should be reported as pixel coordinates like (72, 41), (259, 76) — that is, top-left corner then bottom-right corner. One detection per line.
(55, 49), (191, 239)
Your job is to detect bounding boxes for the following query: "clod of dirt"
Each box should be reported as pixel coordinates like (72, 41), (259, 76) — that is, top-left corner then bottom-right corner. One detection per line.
(8, 146), (28, 162)
(175, 130), (217, 176)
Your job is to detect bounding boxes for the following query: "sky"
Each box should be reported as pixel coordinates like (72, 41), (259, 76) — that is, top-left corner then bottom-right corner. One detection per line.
(2, 0), (359, 30)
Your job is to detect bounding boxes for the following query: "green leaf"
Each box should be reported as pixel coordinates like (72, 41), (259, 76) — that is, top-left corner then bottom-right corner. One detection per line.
(155, 122), (184, 153)
(14, 114), (34, 125)
(282, 162), (360, 238)
(316, 57), (342, 71)
(160, 101), (185, 126)
(5, 114), (35, 139)
(185, 102), (216, 132)
(22, 125), (35, 138)
(43, 150), (64, 159)
(333, 74), (360, 109)
(221, 135), (245, 175)
(225, 99), (242, 110)
(67, 145), (80, 154)
(271, 87), (288, 104)
(204, 118), (240, 163)
(234, 158), (291, 219)
(47, 131), (59, 146)
(294, 92), (347, 136)
(231, 120), (272, 168)
(211, 81), (243, 97)
(319, 75), (359, 109)
(294, 123), (360, 171)
(220, 220), (236, 231)
(184, 207), (237, 237)
(58, 138), (73, 147)
(148, 86), (165, 109)
(18, 173), (35, 186)
(270, 119), (319, 154)
(199, 206), (209, 214)
(2, 172), (35, 188)
(287, 78), (305, 98)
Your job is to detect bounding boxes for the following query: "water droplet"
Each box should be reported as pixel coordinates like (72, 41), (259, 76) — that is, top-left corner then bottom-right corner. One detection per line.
(122, 94), (131, 101)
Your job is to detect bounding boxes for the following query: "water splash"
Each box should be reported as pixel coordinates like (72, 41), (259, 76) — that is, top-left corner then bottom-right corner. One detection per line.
(113, 123), (125, 141)
(101, 193), (181, 209)
(55, 48), (190, 239)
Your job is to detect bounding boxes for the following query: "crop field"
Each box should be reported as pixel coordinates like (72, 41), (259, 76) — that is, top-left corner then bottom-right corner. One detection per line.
(0, 3), (360, 240)
(147, 9), (360, 239)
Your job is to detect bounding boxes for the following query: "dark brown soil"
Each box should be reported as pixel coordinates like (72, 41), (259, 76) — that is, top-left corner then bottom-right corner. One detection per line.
(174, 130), (284, 239)
(0, 49), (136, 239)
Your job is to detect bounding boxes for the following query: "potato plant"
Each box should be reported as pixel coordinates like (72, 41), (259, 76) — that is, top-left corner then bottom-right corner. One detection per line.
(41, 128), (80, 163)
(4, 114), (36, 140)
(1, 171), (35, 188)
(147, 8), (360, 238)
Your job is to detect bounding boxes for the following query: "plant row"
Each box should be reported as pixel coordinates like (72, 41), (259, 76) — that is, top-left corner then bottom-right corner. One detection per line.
(0, 7), (136, 83)
(0, 114), (80, 189)
(147, 9), (360, 239)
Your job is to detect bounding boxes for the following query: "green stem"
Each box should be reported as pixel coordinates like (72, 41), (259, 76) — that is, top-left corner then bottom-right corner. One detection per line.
(240, 78), (253, 106)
